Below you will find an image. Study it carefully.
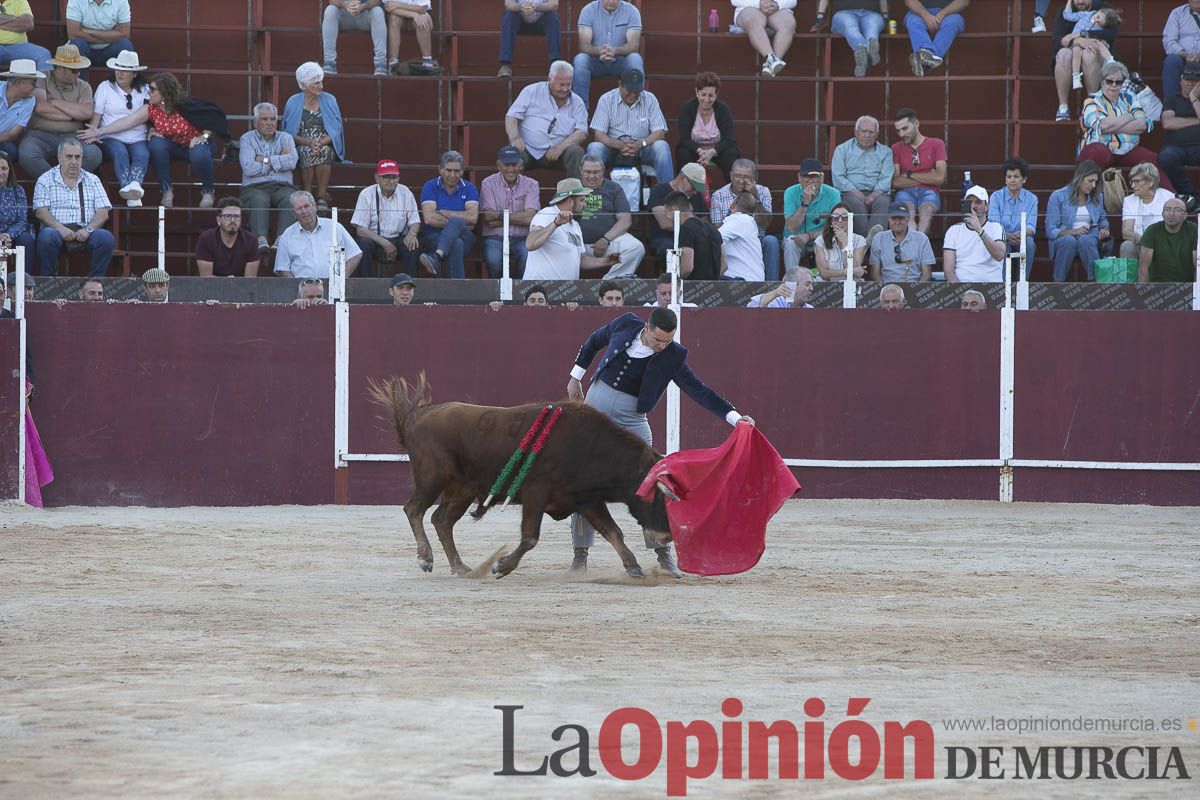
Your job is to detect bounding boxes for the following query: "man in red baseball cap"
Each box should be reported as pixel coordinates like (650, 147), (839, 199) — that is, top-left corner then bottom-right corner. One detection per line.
(350, 158), (422, 278)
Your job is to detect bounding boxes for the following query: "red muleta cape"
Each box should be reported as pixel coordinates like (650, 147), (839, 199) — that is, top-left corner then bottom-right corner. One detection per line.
(636, 424), (800, 576)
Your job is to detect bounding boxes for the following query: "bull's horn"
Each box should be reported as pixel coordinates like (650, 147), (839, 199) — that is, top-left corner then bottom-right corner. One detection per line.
(656, 481), (680, 502)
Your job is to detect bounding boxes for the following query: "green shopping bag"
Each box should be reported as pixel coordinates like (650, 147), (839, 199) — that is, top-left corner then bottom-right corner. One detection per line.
(1094, 257), (1138, 283)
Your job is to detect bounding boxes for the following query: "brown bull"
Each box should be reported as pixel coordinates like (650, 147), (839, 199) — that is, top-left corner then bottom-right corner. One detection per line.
(369, 374), (671, 578)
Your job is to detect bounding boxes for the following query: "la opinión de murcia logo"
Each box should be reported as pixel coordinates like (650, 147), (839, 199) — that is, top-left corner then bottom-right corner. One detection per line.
(495, 699), (1191, 796)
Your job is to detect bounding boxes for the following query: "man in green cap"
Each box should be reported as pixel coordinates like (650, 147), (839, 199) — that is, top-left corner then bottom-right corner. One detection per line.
(523, 177), (619, 280)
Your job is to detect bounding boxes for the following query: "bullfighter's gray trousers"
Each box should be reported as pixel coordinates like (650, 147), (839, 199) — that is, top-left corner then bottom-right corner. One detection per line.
(570, 381), (658, 550)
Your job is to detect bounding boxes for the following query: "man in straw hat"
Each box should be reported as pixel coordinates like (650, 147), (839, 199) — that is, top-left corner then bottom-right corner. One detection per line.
(523, 177), (620, 280)
(0, 57), (40, 161)
(18, 44), (101, 179)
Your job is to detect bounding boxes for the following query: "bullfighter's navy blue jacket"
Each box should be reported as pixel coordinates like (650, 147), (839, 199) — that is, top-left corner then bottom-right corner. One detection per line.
(572, 312), (737, 422)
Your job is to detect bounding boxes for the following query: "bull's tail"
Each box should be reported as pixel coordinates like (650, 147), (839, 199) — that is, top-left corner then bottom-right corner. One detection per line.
(367, 372), (432, 450)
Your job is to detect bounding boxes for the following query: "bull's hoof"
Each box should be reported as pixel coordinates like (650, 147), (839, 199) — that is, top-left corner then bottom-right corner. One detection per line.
(450, 563), (471, 577)
(492, 558), (515, 579)
(417, 558), (433, 573)
(626, 565), (645, 578)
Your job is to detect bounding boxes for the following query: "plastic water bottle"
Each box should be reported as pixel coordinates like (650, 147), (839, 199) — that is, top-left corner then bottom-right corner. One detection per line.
(962, 170), (973, 210)
(708, 8), (720, 33)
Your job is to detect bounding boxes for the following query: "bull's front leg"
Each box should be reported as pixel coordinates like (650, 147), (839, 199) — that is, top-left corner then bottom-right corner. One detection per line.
(583, 505), (645, 578)
(492, 503), (544, 578)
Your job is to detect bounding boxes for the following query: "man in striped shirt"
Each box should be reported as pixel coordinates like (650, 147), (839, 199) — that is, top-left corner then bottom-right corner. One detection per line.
(585, 68), (673, 189)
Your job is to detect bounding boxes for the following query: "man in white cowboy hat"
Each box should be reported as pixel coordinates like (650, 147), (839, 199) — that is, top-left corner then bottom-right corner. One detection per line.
(523, 177), (621, 281)
(65, 0), (135, 73)
(18, 44), (102, 179)
(0, 1), (52, 69)
(0, 57), (39, 161)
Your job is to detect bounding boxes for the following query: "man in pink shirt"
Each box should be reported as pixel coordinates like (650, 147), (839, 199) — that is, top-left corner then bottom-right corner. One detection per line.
(479, 145), (540, 277)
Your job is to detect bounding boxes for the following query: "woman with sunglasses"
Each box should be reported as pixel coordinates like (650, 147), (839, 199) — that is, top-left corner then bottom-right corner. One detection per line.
(813, 202), (866, 281)
(80, 50), (150, 207)
(1077, 60), (1173, 191)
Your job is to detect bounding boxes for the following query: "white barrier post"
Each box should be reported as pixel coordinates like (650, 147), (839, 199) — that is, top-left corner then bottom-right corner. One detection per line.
(500, 209), (513, 302)
(842, 210), (856, 308)
(1016, 211), (1030, 310)
(330, 208), (348, 470)
(157, 205), (166, 271)
(666, 209), (681, 455)
(15, 246), (26, 503)
(1194, 213), (1199, 311)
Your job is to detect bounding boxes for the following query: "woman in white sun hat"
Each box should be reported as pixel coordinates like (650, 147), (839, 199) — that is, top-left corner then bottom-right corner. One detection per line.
(78, 50), (149, 207)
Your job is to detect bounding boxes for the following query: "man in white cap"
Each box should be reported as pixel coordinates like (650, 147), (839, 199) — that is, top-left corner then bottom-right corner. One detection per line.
(19, 44), (102, 179)
(523, 177), (620, 280)
(0, 57), (39, 161)
(943, 184), (1006, 283)
(141, 267), (169, 303)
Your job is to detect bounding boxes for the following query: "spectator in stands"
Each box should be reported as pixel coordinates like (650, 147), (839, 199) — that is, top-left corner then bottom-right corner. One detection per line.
(1051, 0), (1119, 121)
(812, 0), (886, 77)
(783, 157), (841, 270)
(1137, 197), (1197, 282)
(0, 2), (50, 70)
(65, 0), (134, 72)
(664, 190), (723, 279)
(1120, 163), (1174, 261)
(1032, 0), (1051, 33)
(597, 279), (624, 305)
(869, 200), (934, 281)
(275, 190), (362, 278)
(80, 49), (149, 209)
(33, 139), (112, 277)
(479, 145), (538, 278)
(720, 191), (766, 281)
(988, 156), (1038, 268)
(644, 272), (698, 307)
(524, 284), (549, 305)
(524, 177), (620, 280)
(195, 197), (261, 277)
(960, 288), (985, 310)
(586, 68), (672, 188)
(239, 102), (298, 254)
(321, 0), (388, 77)
(578, 152), (644, 278)
(571, 0), (643, 105)
(903, 0), (968, 76)
(78, 278), (103, 301)
(293, 278), (326, 307)
(891, 107), (946, 234)
(747, 266), (814, 307)
(1159, 61), (1200, 206)
(1162, 1), (1200, 104)
(353, 158), (420, 278)
(831, 115), (892, 239)
(383, 0), (439, 75)
(879, 283), (907, 309)
(813, 202), (867, 280)
(648, 162), (709, 262)
(709, 158), (780, 280)
(20, 45), (102, 182)
(505, 61), (587, 179)
(1046, 159), (1110, 281)
(1078, 61), (1173, 191)
(389, 272), (415, 304)
(418, 150), (478, 279)
(141, 266), (168, 302)
(284, 63), (345, 213)
(498, 0), (561, 77)
(1063, 7), (1121, 91)
(733, 0), (796, 77)
(0, 151), (34, 261)
(0, 58), (38, 161)
(943, 185), (1006, 283)
(676, 72), (740, 184)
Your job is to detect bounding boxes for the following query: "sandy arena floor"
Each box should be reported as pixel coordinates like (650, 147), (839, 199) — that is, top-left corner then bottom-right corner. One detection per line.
(0, 500), (1197, 799)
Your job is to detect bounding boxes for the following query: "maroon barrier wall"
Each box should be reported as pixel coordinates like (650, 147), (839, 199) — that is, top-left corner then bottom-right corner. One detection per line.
(0, 323), (19, 500)
(5, 305), (1199, 507)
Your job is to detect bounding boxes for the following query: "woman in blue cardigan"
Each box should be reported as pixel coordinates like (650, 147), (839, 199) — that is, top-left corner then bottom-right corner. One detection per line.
(1044, 159), (1110, 281)
(283, 62), (346, 213)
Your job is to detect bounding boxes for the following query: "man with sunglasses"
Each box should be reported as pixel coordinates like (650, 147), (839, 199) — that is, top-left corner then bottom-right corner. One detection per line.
(868, 201), (935, 282)
(505, 60), (588, 179)
(891, 107), (947, 235)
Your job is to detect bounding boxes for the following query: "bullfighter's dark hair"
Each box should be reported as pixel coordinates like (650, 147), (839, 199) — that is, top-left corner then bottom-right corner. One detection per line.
(523, 284), (547, 301)
(649, 307), (677, 332)
(597, 280), (622, 297)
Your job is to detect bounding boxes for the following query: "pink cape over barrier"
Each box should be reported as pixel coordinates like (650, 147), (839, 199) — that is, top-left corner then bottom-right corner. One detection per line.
(636, 424), (799, 576)
(24, 381), (54, 507)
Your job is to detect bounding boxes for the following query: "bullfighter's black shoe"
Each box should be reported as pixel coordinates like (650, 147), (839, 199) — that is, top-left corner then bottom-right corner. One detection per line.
(568, 547), (588, 573)
(655, 546), (684, 579)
